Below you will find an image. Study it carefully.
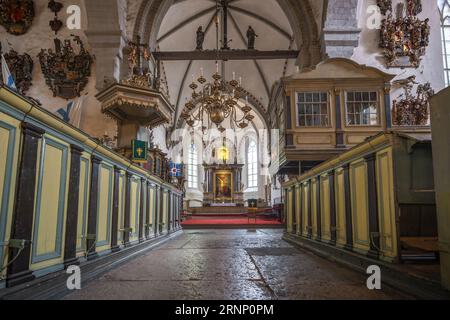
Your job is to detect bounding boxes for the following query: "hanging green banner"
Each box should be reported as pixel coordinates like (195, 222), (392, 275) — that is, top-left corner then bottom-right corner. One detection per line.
(132, 139), (148, 163)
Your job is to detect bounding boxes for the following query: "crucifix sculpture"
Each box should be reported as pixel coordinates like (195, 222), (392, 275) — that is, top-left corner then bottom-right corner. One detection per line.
(128, 35), (151, 76)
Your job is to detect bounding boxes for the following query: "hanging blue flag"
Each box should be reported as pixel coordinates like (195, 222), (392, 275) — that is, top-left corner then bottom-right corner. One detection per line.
(1, 54), (17, 91)
(56, 100), (74, 122)
(170, 162), (183, 177)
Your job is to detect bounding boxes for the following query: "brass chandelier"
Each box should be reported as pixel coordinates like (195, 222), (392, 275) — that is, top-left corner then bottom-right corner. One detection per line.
(180, 0), (255, 132)
(180, 66), (254, 132)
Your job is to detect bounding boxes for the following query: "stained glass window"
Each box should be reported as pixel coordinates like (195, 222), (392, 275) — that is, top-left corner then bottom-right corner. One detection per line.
(188, 143), (198, 189)
(247, 141), (258, 189)
(439, 0), (450, 86)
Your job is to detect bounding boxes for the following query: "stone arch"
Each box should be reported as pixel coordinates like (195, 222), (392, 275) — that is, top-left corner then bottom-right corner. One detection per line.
(133, 0), (325, 68)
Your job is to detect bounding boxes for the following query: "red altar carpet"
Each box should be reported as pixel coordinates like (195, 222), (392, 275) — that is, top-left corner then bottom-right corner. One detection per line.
(181, 215), (284, 228)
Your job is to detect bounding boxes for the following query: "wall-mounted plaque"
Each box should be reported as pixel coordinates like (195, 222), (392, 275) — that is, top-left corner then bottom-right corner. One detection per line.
(38, 36), (93, 99)
(132, 139), (148, 163)
(379, 0), (430, 68)
(0, 43), (33, 94)
(0, 0), (35, 35)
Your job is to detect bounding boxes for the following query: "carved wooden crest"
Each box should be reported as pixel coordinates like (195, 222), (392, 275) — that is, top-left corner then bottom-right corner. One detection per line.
(0, 0), (35, 35)
(377, 0), (392, 15)
(379, 0), (430, 68)
(38, 35), (93, 100)
(0, 44), (33, 94)
(392, 76), (434, 126)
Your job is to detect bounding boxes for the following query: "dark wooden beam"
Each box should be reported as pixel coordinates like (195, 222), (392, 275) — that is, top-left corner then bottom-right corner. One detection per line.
(152, 50), (299, 61)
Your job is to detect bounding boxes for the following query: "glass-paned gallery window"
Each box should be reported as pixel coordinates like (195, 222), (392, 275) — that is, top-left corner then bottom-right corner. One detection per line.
(439, 0), (450, 86)
(346, 91), (379, 126)
(188, 143), (198, 189)
(247, 141), (258, 189)
(296, 92), (329, 127)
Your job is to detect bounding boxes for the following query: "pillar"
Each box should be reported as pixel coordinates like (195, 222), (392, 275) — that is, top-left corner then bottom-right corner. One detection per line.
(298, 185), (303, 236)
(365, 153), (380, 259)
(291, 186), (296, 234)
(316, 177), (322, 241)
(323, 0), (360, 58)
(86, 155), (102, 260)
(7, 123), (45, 287)
(335, 91), (345, 148)
(123, 172), (132, 246)
(343, 164), (354, 251)
(138, 178), (145, 242)
(145, 182), (151, 239)
(307, 180), (312, 239)
(168, 191), (172, 233)
(384, 87), (392, 129)
(329, 171), (337, 245)
(110, 166), (121, 252)
(159, 188), (165, 234)
(63, 145), (84, 267)
(154, 186), (160, 236)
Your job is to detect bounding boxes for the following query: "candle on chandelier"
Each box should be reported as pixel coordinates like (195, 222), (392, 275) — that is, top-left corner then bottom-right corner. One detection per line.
(216, 62), (219, 73)
(200, 67), (204, 77)
(232, 72), (236, 80)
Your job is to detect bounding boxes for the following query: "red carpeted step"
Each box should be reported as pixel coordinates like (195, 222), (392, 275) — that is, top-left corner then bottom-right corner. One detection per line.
(181, 216), (283, 226)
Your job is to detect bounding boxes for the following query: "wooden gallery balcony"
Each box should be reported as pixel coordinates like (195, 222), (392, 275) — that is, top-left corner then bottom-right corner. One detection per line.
(269, 58), (431, 176)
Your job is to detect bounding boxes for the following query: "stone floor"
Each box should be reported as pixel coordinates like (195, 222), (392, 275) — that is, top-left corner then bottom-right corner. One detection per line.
(64, 229), (411, 300)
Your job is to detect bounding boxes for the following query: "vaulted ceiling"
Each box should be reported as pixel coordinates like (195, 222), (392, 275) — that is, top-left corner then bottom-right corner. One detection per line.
(156, 0), (298, 127)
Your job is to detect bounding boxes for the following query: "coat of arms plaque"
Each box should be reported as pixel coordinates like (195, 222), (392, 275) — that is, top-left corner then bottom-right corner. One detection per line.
(38, 35), (93, 100)
(0, 0), (35, 35)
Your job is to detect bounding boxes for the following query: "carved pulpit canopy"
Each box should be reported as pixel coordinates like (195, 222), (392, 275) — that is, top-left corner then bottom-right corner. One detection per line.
(96, 83), (174, 128)
(96, 35), (174, 147)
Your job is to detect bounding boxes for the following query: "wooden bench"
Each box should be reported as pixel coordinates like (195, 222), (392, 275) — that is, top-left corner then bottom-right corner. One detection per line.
(401, 237), (439, 252)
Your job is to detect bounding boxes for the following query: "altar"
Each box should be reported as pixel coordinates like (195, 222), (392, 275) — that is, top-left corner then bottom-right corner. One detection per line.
(203, 164), (244, 206)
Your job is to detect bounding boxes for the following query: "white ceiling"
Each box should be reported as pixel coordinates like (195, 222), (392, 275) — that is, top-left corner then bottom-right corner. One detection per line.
(156, 0), (297, 126)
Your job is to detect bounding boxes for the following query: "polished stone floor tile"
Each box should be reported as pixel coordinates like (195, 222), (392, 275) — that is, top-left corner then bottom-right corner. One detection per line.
(65, 229), (410, 300)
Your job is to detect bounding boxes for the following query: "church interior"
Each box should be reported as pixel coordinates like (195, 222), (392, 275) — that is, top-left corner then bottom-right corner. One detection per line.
(1, 0), (450, 301)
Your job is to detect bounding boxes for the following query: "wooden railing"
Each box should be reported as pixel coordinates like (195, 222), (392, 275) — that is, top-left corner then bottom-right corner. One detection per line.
(0, 85), (183, 288)
(283, 132), (436, 263)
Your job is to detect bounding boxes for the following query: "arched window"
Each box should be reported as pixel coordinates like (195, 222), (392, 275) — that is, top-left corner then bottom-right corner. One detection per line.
(247, 141), (258, 189)
(439, 0), (450, 86)
(188, 143), (198, 189)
